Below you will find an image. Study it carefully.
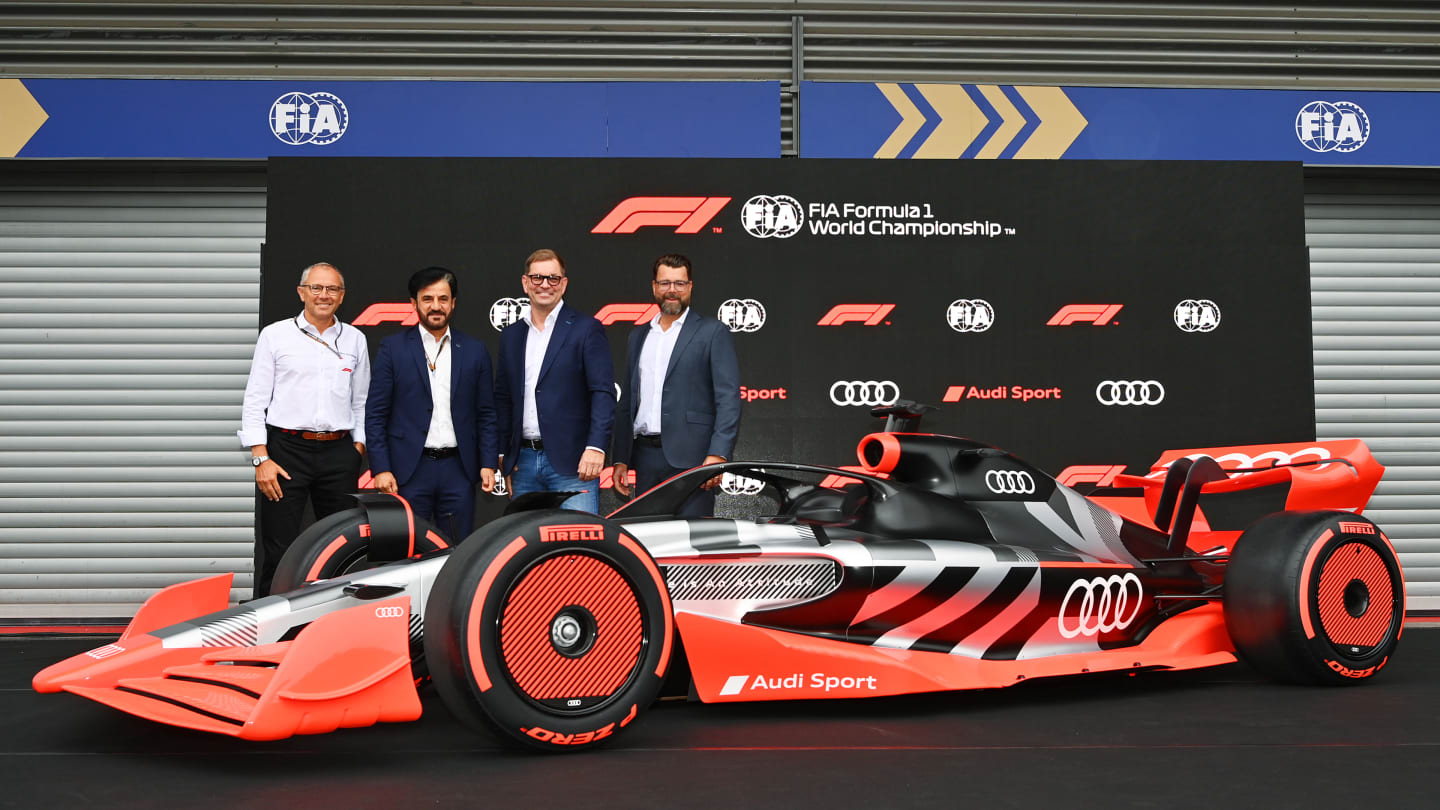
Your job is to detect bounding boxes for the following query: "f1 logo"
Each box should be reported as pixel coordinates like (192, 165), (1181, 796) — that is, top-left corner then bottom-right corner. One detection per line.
(1057, 465), (1128, 488)
(353, 303), (419, 327)
(591, 197), (732, 234)
(596, 303), (661, 326)
(1047, 304), (1123, 326)
(818, 304), (895, 326)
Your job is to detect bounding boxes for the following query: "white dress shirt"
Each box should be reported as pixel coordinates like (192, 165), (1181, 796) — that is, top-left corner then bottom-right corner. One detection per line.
(239, 313), (371, 447)
(634, 306), (690, 436)
(421, 326), (456, 449)
(521, 300), (563, 440)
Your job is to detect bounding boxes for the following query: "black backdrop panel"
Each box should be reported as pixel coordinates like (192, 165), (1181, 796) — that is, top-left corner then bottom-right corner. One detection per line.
(264, 157), (1313, 517)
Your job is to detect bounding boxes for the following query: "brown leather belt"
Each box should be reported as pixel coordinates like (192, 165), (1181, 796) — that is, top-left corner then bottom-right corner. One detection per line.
(273, 426), (350, 442)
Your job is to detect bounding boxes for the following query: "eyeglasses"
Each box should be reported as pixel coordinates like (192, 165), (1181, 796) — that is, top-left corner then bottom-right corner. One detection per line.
(525, 274), (565, 287)
(654, 280), (691, 290)
(302, 284), (345, 294)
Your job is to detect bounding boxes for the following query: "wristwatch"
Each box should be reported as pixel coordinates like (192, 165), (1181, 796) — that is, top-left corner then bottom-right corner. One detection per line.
(251, 455), (270, 467)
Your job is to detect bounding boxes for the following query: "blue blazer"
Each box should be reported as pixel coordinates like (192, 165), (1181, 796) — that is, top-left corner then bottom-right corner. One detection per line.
(365, 327), (499, 485)
(613, 312), (741, 469)
(495, 304), (615, 478)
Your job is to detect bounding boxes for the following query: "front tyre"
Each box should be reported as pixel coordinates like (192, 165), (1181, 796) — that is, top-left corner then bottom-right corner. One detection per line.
(425, 511), (673, 751)
(1224, 511), (1404, 685)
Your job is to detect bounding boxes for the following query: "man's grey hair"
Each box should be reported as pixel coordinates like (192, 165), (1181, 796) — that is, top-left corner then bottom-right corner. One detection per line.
(299, 262), (344, 286)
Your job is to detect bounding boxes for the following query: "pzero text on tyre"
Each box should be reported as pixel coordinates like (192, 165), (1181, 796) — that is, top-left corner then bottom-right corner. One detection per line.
(1224, 510), (1404, 685)
(425, 510), (674, 751)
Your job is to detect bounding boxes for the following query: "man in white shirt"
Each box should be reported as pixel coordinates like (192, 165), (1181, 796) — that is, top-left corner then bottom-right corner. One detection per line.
(613, 254), (741, 516)
(494, 249), (615, 514)
(365, 267), (499, 542)
(239, 262), (370, 596)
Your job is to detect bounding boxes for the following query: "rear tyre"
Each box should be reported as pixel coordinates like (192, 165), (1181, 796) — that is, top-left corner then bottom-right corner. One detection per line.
(425, 510), (673, 752)
(1224, 510), (1404, 685)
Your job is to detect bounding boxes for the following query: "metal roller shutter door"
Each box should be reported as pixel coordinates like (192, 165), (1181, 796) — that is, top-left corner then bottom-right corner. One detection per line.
(0, 180), (263, 619)
(1308, 172), (1440, 612)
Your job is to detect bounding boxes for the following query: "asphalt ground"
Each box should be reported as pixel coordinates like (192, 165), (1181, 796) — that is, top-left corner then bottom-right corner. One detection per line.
(4, 629), (1437, 810)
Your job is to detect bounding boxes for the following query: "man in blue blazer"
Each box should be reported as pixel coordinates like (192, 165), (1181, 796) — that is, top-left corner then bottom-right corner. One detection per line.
(365, 267), (498, 540)
(613, 253), (741, 517)
(495, 249), (615, 514)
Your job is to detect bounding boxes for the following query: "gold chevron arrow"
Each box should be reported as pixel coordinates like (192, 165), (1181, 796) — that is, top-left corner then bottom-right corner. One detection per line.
(0, 79), (49, 158)
(911, 84), (987, 159)
(873, 83), (926, 159)
(1013, 86), (1087, 159)
(974, 85), (1025, 159)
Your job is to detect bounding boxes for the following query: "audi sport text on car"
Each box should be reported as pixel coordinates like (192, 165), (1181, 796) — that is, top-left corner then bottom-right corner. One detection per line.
(35, 403), (1404, 752)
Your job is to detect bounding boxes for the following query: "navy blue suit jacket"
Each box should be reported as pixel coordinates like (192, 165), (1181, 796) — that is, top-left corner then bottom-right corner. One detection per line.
(613, 312), (741, 469)
(365, 327), (499, 485)
(495, 304), (615, 478)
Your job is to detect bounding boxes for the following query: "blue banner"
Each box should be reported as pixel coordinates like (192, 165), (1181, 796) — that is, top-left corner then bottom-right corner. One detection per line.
(0, 79), (779, 158)
(801, 81), (1440, 165)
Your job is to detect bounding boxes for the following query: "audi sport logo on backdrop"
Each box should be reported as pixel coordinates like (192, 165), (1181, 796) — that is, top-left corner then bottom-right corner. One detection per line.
(741, 386), (787, 402)
(1048, 304), (1123, 326)
(597, 303), (659, 326)
(946, 299), (994, 332)
(818, 304), (894, 326)
(1058, 573), (1144, 639)
(984, 469), (1035, 495)
(353, 303), (418, 327)
(1174, 299), (1221, 332)
(720, 472), (766, 496)
(490, 297), (530, 331)
(591, 196), (731, 234)
(717, 298), (766, 333)
(269, 91), (348, 145)
(740, 194), (804, 238)
(1095, 380), (1165, 406)
(943, 385), (1063, 402)
(830, 380), (899, 407)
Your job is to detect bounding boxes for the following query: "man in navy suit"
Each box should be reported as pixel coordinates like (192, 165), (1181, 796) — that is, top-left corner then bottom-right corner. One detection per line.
(495, 249), (615, 514)
(365, 266), (498, 540)
(613, 253), (740, 517)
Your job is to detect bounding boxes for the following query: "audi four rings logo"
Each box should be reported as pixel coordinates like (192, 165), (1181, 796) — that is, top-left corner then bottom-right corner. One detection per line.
(720, 472), (766, 496)
(1095, 380), (1165, 406)
(830, 380), (899, 407)
(718, 298), (766, 333)
(374, 606), (405, 618)
(490, 297), (530, 331)
(984, 469), (1036, 495)
(1058, 573), (1144, 639)
(946, 299), (994, 333)
(1174, 299), (1221, 332)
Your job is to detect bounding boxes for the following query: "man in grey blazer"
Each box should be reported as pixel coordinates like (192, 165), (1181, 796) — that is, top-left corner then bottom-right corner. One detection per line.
(612, 253), (741, 516)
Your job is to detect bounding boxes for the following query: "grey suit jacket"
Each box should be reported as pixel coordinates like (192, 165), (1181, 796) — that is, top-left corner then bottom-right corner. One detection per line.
(613, 312), (741, 469)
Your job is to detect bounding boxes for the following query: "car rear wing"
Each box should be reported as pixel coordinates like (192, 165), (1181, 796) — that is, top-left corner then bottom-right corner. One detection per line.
(1110, 440), (1385, 555)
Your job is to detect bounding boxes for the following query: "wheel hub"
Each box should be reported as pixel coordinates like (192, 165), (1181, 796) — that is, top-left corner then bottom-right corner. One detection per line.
(548, 606), (597, 658)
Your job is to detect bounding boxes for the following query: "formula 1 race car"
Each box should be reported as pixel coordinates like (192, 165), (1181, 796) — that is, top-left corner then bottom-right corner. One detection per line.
(35, 404), (1406, 751)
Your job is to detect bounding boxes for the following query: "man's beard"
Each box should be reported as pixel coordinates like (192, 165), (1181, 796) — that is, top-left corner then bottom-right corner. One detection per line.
(659, 297), (686, 316)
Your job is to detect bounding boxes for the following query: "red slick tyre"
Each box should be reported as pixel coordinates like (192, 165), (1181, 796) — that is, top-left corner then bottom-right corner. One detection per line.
(270, 501), (451, 593)
(424, 510), (674, 752)
(1224, 510), (1404, 685)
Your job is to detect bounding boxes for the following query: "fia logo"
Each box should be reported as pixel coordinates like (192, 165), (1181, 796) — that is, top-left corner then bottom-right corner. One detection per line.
(717, 298), (766, 333)
(1174, 299), (1221, 333)
(740, 195), (804, 238)
(490, 298), (531, 332)
(1296, 101), (1369, 153)
(946, 299), (994, 333)
(269, 92), (348, 145)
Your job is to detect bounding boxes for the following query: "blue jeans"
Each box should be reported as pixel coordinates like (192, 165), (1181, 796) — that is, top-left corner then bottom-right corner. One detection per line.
(511, 448), (599, 514)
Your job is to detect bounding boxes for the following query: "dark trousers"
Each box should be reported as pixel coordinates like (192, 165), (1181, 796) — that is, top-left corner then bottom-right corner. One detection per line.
(630, 439), (715, 517)
(399, 454), (476, 543)
(254, 428), (362, 597)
